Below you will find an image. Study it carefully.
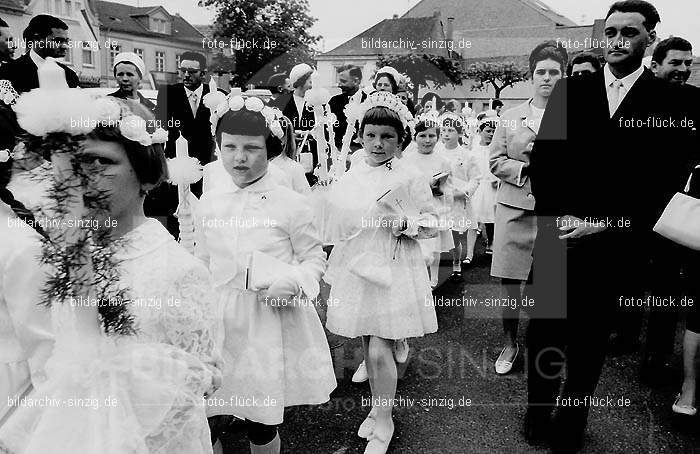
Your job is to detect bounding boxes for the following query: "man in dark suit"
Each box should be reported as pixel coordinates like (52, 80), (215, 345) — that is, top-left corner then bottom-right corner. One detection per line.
(149, 51), (216, 236)
(269, 63), (318, 185)
(525, 1), (696, 452)
(0, 15), (79, 92)
(328, 65), (366, 152)
(638, 36), (700, 384)
(0, 17), (14, 66)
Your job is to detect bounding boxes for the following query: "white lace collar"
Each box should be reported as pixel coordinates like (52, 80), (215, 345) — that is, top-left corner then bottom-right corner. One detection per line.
(117, 218), (173, 260)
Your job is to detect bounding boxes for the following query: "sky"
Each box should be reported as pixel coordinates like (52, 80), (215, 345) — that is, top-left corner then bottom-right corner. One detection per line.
(119, 0), (700, 54)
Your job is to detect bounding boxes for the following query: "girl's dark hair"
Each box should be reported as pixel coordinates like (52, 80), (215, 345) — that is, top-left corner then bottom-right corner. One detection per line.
(0, 159), (47, 238)
(529, 40), (569, 75)
(441, 116), (463, 135)
(359, 106), (411, 151)
(373, 72), (398, 94)
(414, 120), (440, 136)
(479, 119), (498, 131)
(215, 109), (283, 160)
(87, 126), (168, 189)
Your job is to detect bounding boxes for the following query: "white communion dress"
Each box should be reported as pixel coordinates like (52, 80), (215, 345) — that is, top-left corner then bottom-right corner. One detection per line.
(442, 145), (481, 233)
(323, 158), (439, 339)
(0, 219), (221, 454)
(194, 171), (336, 425)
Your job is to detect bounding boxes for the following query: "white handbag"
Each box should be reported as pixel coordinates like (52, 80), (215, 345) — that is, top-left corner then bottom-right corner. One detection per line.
(653, 167), (700, 250)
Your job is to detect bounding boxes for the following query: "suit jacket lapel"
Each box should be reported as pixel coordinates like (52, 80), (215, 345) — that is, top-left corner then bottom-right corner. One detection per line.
(611, 69), (653, 122)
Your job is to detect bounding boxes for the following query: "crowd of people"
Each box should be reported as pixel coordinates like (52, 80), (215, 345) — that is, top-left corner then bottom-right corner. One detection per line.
(0, 1), (699, 453)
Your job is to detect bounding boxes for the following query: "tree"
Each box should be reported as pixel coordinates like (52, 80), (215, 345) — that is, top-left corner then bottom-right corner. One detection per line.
(464, 61), (529, 99)
(376, 54), (464, 104)
(198, 0), (320, 87)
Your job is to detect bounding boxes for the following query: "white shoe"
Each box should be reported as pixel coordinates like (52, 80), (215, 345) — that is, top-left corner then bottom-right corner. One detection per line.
(494, 344), (519, 375)
(352, 360), (369, 383)
(672, 394), (697, 416)
(393, 339), (409, 363)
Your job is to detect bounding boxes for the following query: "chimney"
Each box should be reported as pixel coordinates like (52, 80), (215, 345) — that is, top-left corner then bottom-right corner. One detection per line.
(433, 9), (441, 18)
(393, 14), (399, 19)
(446, 17), (454, 41)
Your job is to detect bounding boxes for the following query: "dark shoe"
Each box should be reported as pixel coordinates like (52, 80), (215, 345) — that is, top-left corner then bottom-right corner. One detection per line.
(608, 336), (640, 357)
(522, 410), (551, 447)
(639, 356), (674, 388)
(549, 430), (583, 454)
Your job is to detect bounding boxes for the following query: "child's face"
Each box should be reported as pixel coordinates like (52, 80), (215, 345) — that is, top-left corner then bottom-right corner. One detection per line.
(361, 124), (400, 166)
(416, 128), (439, 154)
(480, 124), (495, 145)
(440, 126), (459, 146)
(219, 132), (269, 187)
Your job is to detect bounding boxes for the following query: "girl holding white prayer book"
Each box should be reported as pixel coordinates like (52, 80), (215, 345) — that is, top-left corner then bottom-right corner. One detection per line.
(323, 91), (438, 454)
(194, 95), (335, 454)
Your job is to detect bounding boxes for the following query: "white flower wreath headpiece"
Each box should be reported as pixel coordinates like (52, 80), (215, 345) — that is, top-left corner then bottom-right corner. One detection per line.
(345, 91), (414, 130)
(206, 93), (285, 139)
(9, 59), (167, 146)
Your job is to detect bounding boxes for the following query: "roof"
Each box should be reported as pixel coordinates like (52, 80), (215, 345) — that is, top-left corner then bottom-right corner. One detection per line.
(456, 24), (593, 60)
(194, 25), (213, 39)
(322, 16), (446, 57)
(403, 0), (576, 29)
(0, 0), (24, 13)
(94, 1), (204, 43)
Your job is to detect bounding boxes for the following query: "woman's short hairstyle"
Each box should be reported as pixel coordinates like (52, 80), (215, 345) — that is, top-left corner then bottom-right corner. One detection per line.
(215, 109), (284, 160)
(528, 40), (569, 75)
(373, 72), (398, 94)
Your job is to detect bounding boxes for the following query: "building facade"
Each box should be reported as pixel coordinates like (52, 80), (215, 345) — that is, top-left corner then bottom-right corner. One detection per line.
(317, 0), (596, 112)
(95, 1), (209, 89)
(1, 0), (102, 86)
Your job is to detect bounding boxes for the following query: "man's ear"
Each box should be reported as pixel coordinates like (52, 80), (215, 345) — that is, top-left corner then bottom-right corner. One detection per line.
(650, 60), (660, 74)
(647, 29), (657, 47)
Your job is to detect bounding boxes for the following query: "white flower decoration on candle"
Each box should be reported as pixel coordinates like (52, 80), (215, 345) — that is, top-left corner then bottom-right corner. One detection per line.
(151, 128), (169, 144)
(244, 97), (264, 112)
(229, 96), (245, 111)
(167, 156), (203, 185)
(203, 90), (227, 110)
(269, 120), (283, 139)
(0, 149), (10, 163)
(119, 115), (151, 146)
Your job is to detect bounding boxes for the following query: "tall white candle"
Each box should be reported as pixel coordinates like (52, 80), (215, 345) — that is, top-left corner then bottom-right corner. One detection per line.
(175, 132), (189, 159)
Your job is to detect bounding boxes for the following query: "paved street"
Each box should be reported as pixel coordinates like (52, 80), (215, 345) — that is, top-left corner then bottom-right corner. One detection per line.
(221, 242), (699, 453)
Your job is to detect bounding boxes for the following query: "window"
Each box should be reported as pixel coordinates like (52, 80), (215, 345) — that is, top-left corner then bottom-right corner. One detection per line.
(54, 0), (62, 15)
(175, 54), (181, 69)
(133, 48), (144, 61)
(155, 51), (165, 72)
(82, 43), (93, 67)
(152, 18), (166, 33)
(64, 0), (72, 16)
(109, 44), (121, 68)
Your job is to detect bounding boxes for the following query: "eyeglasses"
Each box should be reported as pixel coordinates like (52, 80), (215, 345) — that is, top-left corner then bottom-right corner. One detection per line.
(572, 70), (593, 77)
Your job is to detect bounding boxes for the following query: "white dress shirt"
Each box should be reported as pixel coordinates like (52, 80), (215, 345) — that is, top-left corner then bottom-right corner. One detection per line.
(28, 49), (45, 68)
(293, 93), (306, 118)
(604, 63), (645, 117)
(184, 84), (204, 117)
